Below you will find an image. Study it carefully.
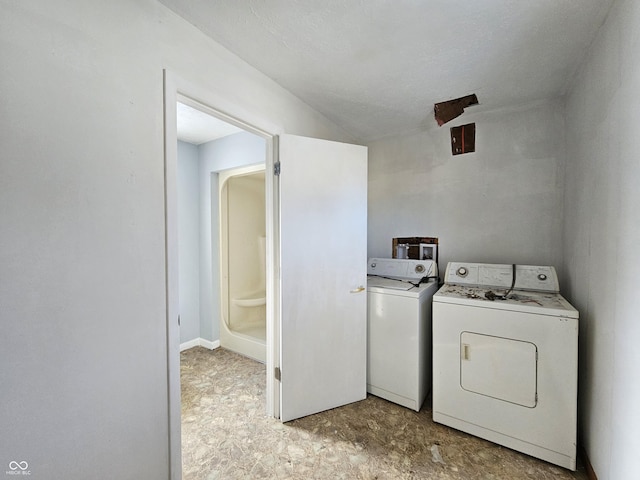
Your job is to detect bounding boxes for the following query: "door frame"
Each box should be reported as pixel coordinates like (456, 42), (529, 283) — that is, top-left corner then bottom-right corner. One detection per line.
(163, 70), (280, 479)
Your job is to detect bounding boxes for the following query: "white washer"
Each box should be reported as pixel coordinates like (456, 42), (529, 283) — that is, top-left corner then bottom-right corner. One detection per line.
(367, 258), (439, 411)
(432, 262), (579, 470)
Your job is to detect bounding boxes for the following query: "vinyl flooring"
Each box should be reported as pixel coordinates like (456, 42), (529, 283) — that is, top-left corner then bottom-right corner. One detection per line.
(181, 346), (588, 480)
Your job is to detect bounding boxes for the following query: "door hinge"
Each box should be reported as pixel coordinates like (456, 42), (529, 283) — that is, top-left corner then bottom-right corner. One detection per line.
(274, 161), (281, 176)
(178, 315), (180, 326)
(274, 367), (281, 381)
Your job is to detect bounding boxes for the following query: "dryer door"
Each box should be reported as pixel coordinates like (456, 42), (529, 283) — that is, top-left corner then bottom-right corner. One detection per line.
(460, 332), (538, 408)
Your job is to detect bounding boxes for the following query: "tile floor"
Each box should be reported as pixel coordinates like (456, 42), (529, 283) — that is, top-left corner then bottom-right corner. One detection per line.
(181, 347), (588, 480)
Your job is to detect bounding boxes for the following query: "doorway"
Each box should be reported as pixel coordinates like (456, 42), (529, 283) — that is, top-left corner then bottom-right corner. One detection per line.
(165, 70), (368, 479)
(164, 71), (279, 478)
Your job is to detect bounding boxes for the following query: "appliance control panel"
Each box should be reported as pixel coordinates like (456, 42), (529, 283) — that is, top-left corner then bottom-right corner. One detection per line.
(368, 258), (438, 280)
(444, 262), (559, 292)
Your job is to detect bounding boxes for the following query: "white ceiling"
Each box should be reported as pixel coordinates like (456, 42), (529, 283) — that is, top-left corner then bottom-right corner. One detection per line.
(177, 102), (243, 145)
(163, 0), (613, 142)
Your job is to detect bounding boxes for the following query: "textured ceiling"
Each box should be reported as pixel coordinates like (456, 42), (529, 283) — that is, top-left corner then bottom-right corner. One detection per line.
(161, 0), (613, 142)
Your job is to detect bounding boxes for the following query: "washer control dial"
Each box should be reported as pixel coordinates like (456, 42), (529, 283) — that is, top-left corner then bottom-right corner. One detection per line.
(457, 267), (468, 277)
(415, 264), (426, 274)
(538, 273), (547, 281)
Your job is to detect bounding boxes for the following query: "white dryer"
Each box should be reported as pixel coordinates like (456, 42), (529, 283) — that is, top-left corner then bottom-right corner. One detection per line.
(367, 258), (439, 411)
(432, 262), (579, 470)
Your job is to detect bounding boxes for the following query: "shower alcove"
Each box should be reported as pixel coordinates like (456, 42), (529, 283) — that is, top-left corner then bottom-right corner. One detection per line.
(219, 165), (266, 362)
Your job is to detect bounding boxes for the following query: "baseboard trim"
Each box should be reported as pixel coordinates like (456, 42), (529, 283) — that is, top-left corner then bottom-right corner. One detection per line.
(580, 445), (598, 480)
(180, 338), (220, 352)
(199, 338), (220, 350)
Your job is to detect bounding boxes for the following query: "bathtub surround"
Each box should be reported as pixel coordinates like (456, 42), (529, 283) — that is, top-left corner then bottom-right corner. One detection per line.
(219, 167), (267, 361)
(199, 133), (266, 345)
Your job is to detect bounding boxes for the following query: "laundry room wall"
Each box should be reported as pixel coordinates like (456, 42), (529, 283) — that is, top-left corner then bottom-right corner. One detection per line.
(177, 140), (201, 344)
(367, 99), (566, 281)
(0, 0), (353, 477)
(563, 0), (640, 478)
(198, 132), (266, 344)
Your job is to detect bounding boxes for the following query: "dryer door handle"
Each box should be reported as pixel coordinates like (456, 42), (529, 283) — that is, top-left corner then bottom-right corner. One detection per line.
(350, 286), (365, 293)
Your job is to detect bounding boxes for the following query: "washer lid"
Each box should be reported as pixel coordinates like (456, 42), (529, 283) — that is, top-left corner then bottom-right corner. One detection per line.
(434, 284), (579, 318)
(366, 277), (415, 291)
(367, 277), (438, 298)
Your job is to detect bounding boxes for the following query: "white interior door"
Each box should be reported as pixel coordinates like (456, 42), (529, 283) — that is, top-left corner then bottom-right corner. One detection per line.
(279, 134), (368, 422)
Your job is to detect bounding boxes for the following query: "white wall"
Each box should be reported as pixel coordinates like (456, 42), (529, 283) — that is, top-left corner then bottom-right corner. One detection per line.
(368, 100), (566, 280)
(0, 1), (352, 477)
(563, 0), (640, 478)
(177, 141), (200, 344)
